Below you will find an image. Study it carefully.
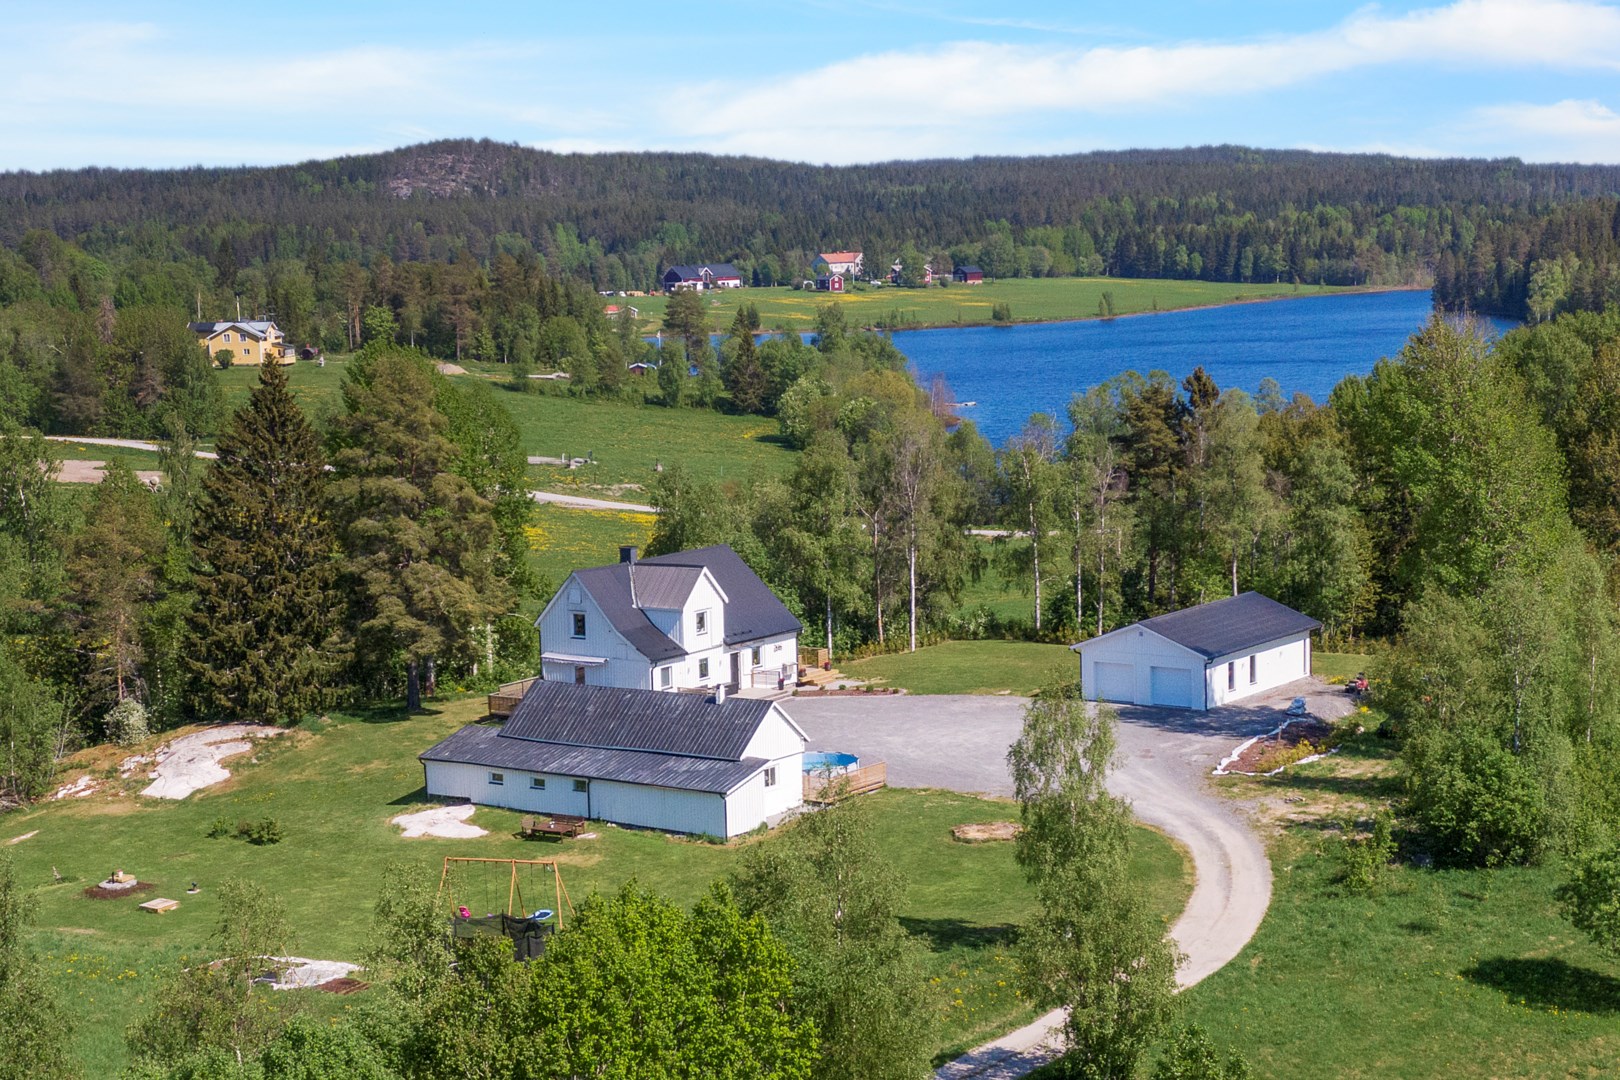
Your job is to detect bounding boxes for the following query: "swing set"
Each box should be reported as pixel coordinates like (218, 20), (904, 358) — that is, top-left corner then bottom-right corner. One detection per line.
(438, 857), (577, 962)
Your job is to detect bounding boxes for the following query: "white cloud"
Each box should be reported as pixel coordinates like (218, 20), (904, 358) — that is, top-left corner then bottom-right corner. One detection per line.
(669, 0), (1620, 161)
(1467, 98), (1620, 161)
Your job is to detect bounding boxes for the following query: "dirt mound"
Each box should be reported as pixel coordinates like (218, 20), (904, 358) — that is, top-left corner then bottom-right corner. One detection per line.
(1220, 718), (1337, 776)
(317, 977), (370, 994)
(952, 821), (1020, 843)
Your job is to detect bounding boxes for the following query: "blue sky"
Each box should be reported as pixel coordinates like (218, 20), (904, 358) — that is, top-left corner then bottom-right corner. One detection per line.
(4, 0), (1620, 169)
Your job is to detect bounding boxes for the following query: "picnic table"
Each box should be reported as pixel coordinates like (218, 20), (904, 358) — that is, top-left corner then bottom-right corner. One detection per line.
(521, 814), (588, 840)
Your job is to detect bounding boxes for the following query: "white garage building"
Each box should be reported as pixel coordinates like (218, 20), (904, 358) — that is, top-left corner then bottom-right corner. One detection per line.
(419, 681), (806, 838)
(1073, 592), (1320, 711)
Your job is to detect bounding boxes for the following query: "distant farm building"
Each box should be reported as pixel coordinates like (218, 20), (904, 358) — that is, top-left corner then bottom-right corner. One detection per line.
(603, 304), (640, 318)
(814, 251), (864, 277)
(663, 264), (743, 292)
(1073, 592), (1320, 711)
(953, 265), (985, 284)
(626, 361), (658, 376)
(890, 261), (934, 286)
(815, 273), (846, 293)
(189, 320), (292, 365)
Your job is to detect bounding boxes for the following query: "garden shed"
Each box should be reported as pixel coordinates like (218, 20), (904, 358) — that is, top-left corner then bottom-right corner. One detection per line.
(1072, 592), (1319, 711)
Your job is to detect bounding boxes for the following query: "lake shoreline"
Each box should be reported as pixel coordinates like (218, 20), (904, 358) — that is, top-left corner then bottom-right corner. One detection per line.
(869, 283), (1430, 336)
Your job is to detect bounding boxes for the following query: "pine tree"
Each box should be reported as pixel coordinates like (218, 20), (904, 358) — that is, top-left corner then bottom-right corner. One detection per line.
(328, 352), (509, 711)
(187, 359), (341, 724)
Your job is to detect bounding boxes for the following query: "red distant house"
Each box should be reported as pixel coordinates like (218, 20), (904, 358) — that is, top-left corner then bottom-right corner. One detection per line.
(815, 273), (846, 293)
(953, 265), (985, 285)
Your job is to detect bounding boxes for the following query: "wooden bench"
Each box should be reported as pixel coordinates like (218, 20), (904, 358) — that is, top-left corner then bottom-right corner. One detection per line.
(139, 898), (180, 914)
(521, 814), (588, 840)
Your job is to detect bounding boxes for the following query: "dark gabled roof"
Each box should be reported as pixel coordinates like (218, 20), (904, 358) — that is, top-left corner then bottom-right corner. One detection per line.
(704, 263), (741, 278)
(955, 265), (983, 274)
(503, 680), (775, 760)
(419, 723), (764, 795)
(1136, 592), (1320, 661)
(664, 265), (704, 280)
(571, 564), (684, 662)
(638, 545), (802, 646)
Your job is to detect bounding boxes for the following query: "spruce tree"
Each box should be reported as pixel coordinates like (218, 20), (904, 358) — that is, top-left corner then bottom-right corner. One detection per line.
(187, 359), (340, 724)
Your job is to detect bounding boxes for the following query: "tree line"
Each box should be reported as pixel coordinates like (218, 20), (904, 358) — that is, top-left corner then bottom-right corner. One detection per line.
(3, 140), (1618, 321)
(0, 349), (536, 805)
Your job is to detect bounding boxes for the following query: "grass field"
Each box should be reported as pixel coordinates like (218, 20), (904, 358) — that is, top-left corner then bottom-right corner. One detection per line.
(3, 695), (1189, 1074)
(626, 278), (1368, 332)
(1314, 651), (1372, 683)
(216, 360), (797, 490)
(523, 503), (656, 604)
(1175, 724), (1620, 1078)
(846, 641), (1076, 696)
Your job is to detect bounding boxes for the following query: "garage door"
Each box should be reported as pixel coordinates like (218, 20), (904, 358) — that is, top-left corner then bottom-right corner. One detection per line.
(1149, 665), (1198, 709)
(1092, 661), (1135, 703)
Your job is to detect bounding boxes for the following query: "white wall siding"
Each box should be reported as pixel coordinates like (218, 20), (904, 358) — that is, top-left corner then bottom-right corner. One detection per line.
(743, 707), (807, 762)
(1079, 628), (1206, 709)
(591, 780), (727, 838)
(725, 753), (803, 835)
(423, 761), (592, 817)
(1205, 636), (1310, 707)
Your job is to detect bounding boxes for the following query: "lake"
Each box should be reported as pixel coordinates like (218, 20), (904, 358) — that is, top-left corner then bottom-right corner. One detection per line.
(890, 289), (1516, 446)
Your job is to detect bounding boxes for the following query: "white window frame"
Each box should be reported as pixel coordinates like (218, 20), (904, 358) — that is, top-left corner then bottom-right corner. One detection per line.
(698, 657), (710, 680)
(751, 646), (761, 667)
(659, 666), (672, 689)
(488, 771), (504, 786)
(222, 333), (232, 342)
(763, 766), (777, 787)
(1249, 654), (1258, 685)
(695, 609), (710, 635)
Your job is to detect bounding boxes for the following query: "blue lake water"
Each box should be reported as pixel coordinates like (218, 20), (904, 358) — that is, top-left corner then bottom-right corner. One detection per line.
(890, 290), (1515, 446)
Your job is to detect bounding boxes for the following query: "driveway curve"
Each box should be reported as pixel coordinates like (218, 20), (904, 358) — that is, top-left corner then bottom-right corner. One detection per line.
(785, 680), (1346, 1079)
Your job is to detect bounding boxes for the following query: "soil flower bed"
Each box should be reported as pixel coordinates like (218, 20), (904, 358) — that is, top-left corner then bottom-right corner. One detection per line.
(1222, 719), (1338, 776)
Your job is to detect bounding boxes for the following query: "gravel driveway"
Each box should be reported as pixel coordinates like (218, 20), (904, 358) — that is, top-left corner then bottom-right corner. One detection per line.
(786, 678), (1352, 1079)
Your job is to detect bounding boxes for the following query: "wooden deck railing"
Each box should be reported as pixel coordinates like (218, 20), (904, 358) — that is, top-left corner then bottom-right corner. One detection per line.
(488, 678), (537, 717)
(802, 761), (887, 804)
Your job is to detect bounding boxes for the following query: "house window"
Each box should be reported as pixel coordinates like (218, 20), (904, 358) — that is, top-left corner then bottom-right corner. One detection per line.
(660, 666), (672, 689)
(488, 771), (504, 786)
(572, 779), (589, 793)
(751, 647), (761, 667)
(572, 612), (586, 638)
(764, 766), (777, 787)
(223, 333), (232, 342)
(698, 657), (710, 680)
(530, 777), (546, 790)
(695, 610), (709, 634)
(1227, 662), (1235, 691)
(1249, 655), (1258, 684)
(574, 666), (586, 685)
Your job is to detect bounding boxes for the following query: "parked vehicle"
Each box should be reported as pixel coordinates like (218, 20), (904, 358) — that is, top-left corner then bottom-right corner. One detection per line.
(1346, 672), (1369, 696)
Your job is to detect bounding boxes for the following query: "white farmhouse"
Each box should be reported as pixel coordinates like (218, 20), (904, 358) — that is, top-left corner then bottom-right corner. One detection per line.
(536, 545), (800, 694)
(420, 681), (806, 838)
(1072, 592), (1320, 711)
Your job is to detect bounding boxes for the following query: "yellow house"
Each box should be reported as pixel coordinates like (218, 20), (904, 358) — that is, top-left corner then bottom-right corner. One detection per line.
(188, 320), (293, 365)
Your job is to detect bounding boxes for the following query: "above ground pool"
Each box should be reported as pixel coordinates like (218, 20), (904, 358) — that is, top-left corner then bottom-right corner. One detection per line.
(803, 751), (859, 773)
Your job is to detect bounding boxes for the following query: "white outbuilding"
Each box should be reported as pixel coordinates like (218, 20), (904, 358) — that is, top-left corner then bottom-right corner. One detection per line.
(419, 681), (806, 838)
(1072, 592), (1320, 711)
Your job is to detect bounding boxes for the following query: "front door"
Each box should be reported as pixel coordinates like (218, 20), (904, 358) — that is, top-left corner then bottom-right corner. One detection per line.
(730, 651), (741, 689)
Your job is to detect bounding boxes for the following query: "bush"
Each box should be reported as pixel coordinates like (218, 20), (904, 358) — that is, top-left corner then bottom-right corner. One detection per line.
(1153, 1025), (1252, 1080)
(1404, 727), (1549, 867)
(205, 817), (234, 840)
(236, 818), (284, 845)
(104, 697), (151, 746)
(1338, 811), (1396, 894)
(214, 348), (235, 369)
(991, 301), (1013, 322)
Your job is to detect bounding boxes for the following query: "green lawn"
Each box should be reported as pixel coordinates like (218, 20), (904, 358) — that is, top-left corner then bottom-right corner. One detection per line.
(1179, 727), (1620, 1078)
(1314, 650), (1372, 683)
(626, 277), (1369, 332)
(3, 696), (1188, 1074)
(846, 640), (1076, 696)
(217, 360), (797, 490)
(47, 440), (165, 472)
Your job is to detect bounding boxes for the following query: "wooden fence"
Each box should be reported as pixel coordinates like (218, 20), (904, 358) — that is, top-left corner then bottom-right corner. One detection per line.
(488, 678), (537, 717)
(802, 761), (887, 804)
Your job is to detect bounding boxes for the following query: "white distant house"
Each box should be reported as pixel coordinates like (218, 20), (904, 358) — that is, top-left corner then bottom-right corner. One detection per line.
(814, 251), (864, 277)
(662, 264), (743, 292)
(535, 545), (801, 693)
(1072, 592), (1320, 711)
(419, 681), (807, 837)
